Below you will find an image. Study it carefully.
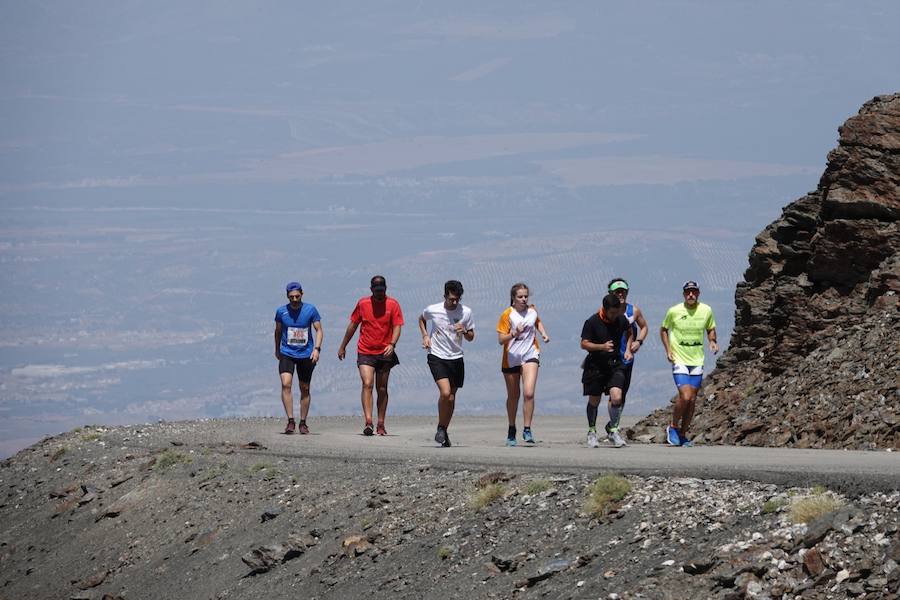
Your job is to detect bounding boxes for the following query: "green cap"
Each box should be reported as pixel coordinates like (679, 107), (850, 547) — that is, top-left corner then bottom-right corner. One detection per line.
(609, 281), (629, 292)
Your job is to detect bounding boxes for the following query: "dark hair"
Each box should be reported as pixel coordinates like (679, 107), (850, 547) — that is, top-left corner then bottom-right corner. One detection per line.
(509, 282), (529, 306)
(370, 275), (387, 288)
(608, 277), (628, 289)
(444, 280), (464, 297)
(602, 294), (622, 310)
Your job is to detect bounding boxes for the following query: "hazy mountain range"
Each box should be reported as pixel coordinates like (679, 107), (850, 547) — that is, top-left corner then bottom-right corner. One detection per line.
(2, 1), (899, 456)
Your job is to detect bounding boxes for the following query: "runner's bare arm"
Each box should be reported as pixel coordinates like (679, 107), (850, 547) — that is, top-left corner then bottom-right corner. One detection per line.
(337, 320), (359, 361)
(418, 314), (431, 349)
(660, 327), (674, 362)
(383, 325), (402, 356)
(707, 327), (719, 354)
(623, 325), (634, 362)
(536, 317), (550, 343)
(580, 339), (614, 352)
(311, 321), (323, 363)
(631, 307), (649, 353)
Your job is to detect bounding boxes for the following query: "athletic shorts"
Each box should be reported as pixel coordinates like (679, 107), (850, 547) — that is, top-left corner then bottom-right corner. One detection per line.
(582, 367), (626, 397)
(427, 354), (465, 388)
(278, 356), (316, 383)
(357, 352), (400, 373)
(501, 357), (539, 374)
(672, 363), (703, 388)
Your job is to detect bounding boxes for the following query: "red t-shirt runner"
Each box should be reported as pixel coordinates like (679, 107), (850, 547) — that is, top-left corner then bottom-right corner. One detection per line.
(350, 296), (405, 355)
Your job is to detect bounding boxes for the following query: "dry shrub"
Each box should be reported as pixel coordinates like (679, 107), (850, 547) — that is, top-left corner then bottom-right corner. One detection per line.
(585, 474), (631, 517)
(470, 483), (505, 510)
(789, 491), (844, 524)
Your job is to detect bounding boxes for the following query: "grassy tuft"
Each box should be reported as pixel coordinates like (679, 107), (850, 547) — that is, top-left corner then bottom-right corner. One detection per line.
(584, 474), (631, 518)
(789, 492), (844, 524)
(154, 450), (192, 471)
(249, 462), (281, 479)
(762, 497), (787, 514)
(470, 483), (505, 510)
(437, 546), (452, 560)
(80, 432), (102, 442)
(525, 480), (552, 495)
(49, 447), (67, 462)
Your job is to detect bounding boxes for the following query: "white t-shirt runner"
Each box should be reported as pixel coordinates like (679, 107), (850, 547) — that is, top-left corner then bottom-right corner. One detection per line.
(421, 302), (474, 360)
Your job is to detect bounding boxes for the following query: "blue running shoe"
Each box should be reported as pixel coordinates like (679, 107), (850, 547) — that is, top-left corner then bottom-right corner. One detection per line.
(523, 429), (534, 444)
(505, 437), (517, 447)
(666, 425), (681, 446)
(680, 435), (693, 447)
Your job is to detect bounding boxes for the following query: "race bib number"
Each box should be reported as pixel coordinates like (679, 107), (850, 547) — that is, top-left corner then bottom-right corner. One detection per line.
(287, 327), (308, 346)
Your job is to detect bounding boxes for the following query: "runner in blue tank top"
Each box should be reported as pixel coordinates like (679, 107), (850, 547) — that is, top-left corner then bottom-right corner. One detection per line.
(606, 278), (649, 444)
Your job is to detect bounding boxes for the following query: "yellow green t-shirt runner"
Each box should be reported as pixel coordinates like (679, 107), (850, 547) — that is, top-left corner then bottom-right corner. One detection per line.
(660, 281), (719, 448)
(661, 302), (716, 366)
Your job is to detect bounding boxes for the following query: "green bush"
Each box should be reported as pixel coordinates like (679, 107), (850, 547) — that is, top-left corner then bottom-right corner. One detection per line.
(470, 483), (505, 510)
(154, 450), (192, 471)
(584, 474), (631, 517)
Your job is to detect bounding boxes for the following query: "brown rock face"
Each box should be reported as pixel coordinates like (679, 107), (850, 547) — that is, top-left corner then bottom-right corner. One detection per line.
(634, 94), (900, 450)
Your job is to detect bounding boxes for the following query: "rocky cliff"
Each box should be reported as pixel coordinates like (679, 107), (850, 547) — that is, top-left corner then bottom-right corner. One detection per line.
(633, 93), (900, 449)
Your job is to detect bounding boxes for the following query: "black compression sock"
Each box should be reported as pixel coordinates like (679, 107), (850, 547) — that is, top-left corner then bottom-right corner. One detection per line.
(507, 425), (516, 439)
(586, 403), (598, 429)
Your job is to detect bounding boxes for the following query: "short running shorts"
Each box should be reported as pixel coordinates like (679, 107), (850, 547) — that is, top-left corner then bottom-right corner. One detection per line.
(672, 363), (703, 388)
(357, 351), (400, 373)
(427, 354), (465, 388)
(582, 367), (626, 397)
(279, 356), (316, 383)
(501, 357), (539, 374)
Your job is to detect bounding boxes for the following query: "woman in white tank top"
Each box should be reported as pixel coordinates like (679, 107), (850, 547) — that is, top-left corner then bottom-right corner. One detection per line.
(496, 282), (550, 446)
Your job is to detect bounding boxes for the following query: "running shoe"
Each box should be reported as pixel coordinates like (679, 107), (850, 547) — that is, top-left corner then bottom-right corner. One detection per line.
(609, 429), (627, 448)
(298, 422), (310, 435)
(435, 427), (447, 446)
(376, 423), (387, 436)
(586, 429), (600, 448)
(680, 435), (693, 447)
(284, 419), (296, 434)
(522, 429), (535, 444)
(441, 430), (451, 448)
(363, 422), (374, 436)
(666, 425), (681, 446)
(505, 436), (517, 447)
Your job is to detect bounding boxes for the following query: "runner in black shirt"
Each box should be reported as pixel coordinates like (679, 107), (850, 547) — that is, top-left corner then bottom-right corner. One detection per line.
(580, 294), (633, 448)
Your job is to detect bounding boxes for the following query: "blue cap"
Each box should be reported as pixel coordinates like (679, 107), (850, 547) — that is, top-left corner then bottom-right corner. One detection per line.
(682, 281), (699, 291)
(286, 281), (303, 293)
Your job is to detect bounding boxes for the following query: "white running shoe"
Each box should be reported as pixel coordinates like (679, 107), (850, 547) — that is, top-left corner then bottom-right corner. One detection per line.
(610, 430), (627, 448)
(586, 430), (600, 448)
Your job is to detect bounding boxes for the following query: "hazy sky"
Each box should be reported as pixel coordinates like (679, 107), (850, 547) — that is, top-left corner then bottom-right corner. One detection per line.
(1, 1), (898, 457)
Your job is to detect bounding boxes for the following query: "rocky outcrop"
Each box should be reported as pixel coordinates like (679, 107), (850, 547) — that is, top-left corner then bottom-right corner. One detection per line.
(634, 93), (900, 449)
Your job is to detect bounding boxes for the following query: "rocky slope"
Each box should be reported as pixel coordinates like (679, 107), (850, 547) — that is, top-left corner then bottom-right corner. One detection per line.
(1, 421), (898, 600)
(633, 93), (900, 449)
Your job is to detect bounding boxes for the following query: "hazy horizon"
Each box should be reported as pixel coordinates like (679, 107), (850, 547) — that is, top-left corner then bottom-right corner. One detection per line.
(2, 1), (899, 457)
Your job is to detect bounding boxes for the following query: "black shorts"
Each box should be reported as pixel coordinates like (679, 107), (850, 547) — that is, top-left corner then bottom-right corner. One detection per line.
(357, 352), (400, 373)
(279, 356), (316, 383)
(427, 354), (465, 388)
(501, 357), (539, 374)
(582, 367), (626, 397)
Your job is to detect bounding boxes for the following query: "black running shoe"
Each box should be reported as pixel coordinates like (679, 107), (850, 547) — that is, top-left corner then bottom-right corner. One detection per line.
(363, 422), (374, 436)
(434, 427), (446, 446)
